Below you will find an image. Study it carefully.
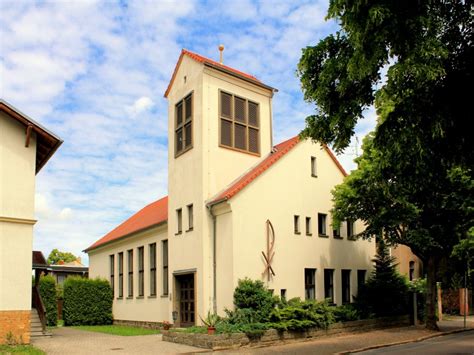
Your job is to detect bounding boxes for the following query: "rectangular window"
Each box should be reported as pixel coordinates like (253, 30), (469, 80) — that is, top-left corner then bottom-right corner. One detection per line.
(219, 91), (260, 155)
(149, 243), (157, 296)
(341, 270), (351, 304)
(357, 270), (366, 293)
(333, 224), (341, 238)
(294, 215), (301, 234)
(318, 213), (327, 236)
(324, 269), (334, 303)
(138, 246), (144, 297)
(176, 208), (182, 234)
(175, 93), (193, 156)
(127, 249), (133, 297)
(347, 220), (355, 240)
(162, 240), (169, 295)
(109, 255), (115, 297)
(305, 217), (312, 236)
(311, 156), (317, 177)
(118, 252), (123, 298)
(304, 268), (316, 300)
(187, 204), (193, 231)
(280, 289), (287, 301)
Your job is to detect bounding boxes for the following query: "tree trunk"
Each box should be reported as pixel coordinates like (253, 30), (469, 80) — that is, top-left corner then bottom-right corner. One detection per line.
(425, 255), (439, 330)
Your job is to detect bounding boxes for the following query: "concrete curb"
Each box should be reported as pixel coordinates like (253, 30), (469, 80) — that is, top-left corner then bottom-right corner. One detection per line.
(337, 327), (474, 354)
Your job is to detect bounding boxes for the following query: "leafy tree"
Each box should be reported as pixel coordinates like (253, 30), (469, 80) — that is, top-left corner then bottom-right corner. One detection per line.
(356, 239), (409, 318)
(297, 1), (473, 330)
(232, 278), (277, 322)
(47, 248), (77, 265)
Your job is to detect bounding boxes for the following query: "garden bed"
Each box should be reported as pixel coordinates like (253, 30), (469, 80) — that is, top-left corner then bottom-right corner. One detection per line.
(162, 315), (410, 350)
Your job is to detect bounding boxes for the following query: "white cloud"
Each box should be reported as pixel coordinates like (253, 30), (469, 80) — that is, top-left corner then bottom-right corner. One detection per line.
(59, 208), (73, 220)
(127, 96), (155, 117)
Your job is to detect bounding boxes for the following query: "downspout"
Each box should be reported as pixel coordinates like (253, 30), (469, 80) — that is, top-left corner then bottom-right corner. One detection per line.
(207, 204), (217, 313)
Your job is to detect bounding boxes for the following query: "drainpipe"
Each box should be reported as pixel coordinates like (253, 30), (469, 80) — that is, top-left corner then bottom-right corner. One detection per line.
(207, 204), (217, 314)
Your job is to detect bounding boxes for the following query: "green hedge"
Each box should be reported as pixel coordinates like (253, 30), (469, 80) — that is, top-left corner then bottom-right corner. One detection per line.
(63, 277), (113, 326)
(39, 275), (57, 326)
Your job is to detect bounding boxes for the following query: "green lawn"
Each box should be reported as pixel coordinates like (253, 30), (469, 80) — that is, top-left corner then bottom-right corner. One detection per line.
(72, 325), (160, 336)
(0, 345), (45, 355)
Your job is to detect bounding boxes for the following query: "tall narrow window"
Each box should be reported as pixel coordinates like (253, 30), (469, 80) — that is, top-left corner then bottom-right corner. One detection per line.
(294, 215), (301, 234)
(280, 289), (287, 301)
(187, 204), (193, 231)
(409, 261), (415, 281)
(305, 268), (316, 300)
(127, 249), (133, 297)
(347, 220), (355, 240)
(138, 246), (144, 297)
(176, 208), (182, 234)
(341, 270), (351, 304)
(318, 213), (327, 236)
(109, 255), (115, 297)
(118, 252), (123, 298)
(149, 243), (157, 296)
(357, 269), (366, 293)
(311, 156), (317, 177)
(175, 93), (193, 156)
(324, 269), (334, 303)
(219, 91), (260, 154)
(162, 240), (169, 295)
(305, 217), (312, 236)
(333, 223), (342, 238)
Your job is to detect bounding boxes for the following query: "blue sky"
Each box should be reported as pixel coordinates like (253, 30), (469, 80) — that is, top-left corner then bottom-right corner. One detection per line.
(0, 0), (376, 264)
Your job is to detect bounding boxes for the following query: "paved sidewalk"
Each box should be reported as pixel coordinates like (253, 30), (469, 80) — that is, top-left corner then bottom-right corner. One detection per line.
(213, 316), (474, 354)
(32, 327), (203, 355)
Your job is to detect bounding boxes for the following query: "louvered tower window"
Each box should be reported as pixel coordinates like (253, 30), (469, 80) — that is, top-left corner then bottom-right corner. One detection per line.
(175, 93), (193, 156)
(219, 91), (260, 155)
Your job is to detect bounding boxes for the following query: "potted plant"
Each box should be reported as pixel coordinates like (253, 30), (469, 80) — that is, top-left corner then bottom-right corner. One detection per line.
(162, 320), (171, 330)
(200, 310), (219, 335)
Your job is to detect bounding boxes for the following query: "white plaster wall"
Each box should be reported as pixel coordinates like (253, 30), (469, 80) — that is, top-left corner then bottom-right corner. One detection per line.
(88, 225), (169, 322)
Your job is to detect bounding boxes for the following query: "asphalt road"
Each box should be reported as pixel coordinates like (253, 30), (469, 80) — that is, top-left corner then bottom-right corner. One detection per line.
(358, 330), (474, 354)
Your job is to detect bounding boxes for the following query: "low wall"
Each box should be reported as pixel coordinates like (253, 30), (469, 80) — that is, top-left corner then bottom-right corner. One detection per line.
(113, 319), (163, 329)
(162, 315), (410, 350)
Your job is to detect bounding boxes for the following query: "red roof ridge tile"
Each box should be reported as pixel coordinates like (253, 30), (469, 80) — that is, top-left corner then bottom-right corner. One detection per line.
(164, 49), (273, 98)
(85, 196), (168, 252)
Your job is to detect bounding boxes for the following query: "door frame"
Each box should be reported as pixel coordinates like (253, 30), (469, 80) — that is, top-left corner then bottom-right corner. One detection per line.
(173, 269), (197, 327)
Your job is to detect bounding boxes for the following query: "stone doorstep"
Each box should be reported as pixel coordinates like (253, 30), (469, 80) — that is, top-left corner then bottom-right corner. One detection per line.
(162, 315), (411, 350)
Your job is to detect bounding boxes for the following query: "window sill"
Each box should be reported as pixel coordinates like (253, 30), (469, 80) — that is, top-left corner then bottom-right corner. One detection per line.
(318, 234), (329, 238)
(294, 232), (301, 235)
(306, 233), (312, 237)
(311, 174), (318, 178)
(116, 297), (123, 300)
(148, 295), (157, 299)
(175, 231), (182, 236)
(161, 294), (169, 298)
(126, 296), (133, 299)
(333, 236), (343, 240)
(136, 296), (144, 299)
(185, 228), (193, 233)
(348, 237), (357, 241)
(175, 145), (193, 158)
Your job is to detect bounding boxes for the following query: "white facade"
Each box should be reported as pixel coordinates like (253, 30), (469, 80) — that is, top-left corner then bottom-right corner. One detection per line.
(87, 50), (375, 326)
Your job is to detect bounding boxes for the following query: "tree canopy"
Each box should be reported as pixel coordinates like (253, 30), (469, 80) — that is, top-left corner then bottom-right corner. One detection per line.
(297, 1), (473, 330)
(47, 248), (78, 265)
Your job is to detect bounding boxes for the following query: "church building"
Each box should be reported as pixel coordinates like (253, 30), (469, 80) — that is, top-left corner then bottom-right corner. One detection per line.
(86, 48), (375, 327)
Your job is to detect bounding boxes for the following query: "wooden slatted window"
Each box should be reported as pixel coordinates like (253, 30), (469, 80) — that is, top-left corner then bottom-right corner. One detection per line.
(175, 93), (193, 156)
(162, 240), (169, 295)
(118, 252), (123, 298)
(109, 255), (115, 297)
(127, 249), (133, 297)
(219, 91), (260, 155)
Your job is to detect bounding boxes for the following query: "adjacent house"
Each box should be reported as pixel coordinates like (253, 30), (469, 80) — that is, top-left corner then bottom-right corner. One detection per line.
(86, 49), (375, 327)
(0, 100), (62, 344)
(48, 258), (89, 285)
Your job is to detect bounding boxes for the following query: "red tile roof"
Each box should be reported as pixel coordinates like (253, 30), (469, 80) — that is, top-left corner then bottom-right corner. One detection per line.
(164, 49), (274, 98)
(207, 136), (348, 206)
(85, 196), (168, 252)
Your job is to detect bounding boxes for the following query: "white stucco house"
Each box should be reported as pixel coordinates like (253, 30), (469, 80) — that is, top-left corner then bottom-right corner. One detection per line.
(86, 49), (375, 327)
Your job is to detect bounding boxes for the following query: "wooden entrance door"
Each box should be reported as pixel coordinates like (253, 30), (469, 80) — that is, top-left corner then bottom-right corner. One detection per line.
(178, 274), (195, 327)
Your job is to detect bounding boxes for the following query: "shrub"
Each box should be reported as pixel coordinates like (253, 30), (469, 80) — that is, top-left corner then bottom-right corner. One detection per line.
(63, 277), (113, 326)
(39, 275), (57, 326)
(233, 278), (277, 322)
(332, 304), (361, 322)
(355, 241), (410, 317)
(269, 298), (335, 331)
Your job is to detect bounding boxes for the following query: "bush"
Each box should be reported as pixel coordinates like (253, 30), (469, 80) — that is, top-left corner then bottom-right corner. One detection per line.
(355, 241), (410, 317)
(63, 277), (113, 326)
(233, 278), (277, 322)
(332, 304), (361, 322)
(39, 275), (57, 326)
(269, 298), (335, 331)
